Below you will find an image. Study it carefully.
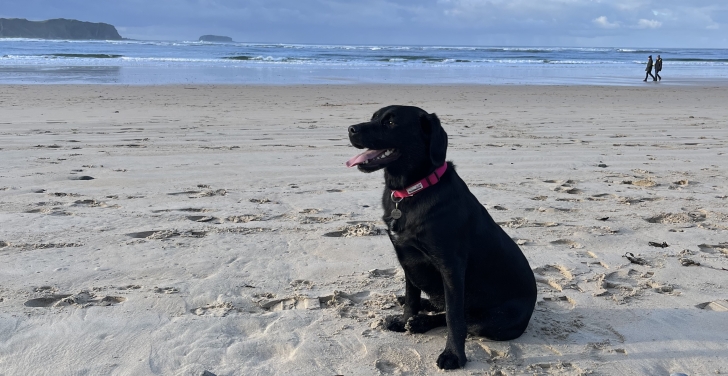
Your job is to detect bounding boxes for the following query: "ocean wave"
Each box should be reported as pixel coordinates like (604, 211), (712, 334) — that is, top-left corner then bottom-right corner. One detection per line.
(618, 49), (663, 53)
(668, 58), (728, 63)
(223, 55), (312, 62)
(50, 53), (122, 59)
(0, 54), (122, 60)
(119, 56), (221, 63)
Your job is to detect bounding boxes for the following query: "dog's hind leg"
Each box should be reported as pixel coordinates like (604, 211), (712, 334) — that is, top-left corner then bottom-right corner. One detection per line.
(467, 297), (535, 341)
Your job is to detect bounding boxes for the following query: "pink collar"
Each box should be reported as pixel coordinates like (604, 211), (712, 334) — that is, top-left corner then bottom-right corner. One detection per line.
(391, 163), (448, 198)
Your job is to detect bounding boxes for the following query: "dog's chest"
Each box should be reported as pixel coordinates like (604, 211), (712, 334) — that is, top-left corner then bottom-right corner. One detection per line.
(384, 209), (417, 245)
(385, 218), (402, 242)
(387, 218), (401, 244)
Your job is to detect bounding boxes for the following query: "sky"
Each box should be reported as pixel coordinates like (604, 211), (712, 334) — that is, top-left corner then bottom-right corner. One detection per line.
(1, 0), (727, 47)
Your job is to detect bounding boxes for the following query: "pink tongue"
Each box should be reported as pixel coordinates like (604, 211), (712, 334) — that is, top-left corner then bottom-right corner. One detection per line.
(346, 149), (386, 167)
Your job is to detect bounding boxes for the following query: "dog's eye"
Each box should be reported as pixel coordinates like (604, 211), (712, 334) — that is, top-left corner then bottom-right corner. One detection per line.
(382, 119), (394, 127)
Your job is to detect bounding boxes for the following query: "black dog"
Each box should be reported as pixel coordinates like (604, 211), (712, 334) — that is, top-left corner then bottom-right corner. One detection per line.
(346, 105), (537, 369)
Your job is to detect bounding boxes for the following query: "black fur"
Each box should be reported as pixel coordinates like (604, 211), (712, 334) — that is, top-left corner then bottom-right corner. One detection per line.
(348, 105), (537, 370)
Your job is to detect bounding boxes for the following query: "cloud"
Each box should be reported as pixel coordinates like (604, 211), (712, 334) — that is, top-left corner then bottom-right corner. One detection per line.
(636, 19), (662, 28)
(593, 16), (620, 28)
(2, 0), (727, 47)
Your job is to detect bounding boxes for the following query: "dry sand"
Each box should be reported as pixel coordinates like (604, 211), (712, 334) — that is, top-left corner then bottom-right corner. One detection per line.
(1, 84), (727, 376)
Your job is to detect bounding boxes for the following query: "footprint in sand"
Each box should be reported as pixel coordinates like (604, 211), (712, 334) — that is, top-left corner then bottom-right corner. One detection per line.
(225, 214), (265, 223)
(179, 208), (213, 212)
(249, 198), (273, 204)
(324, 223), (383, 237)
(555, 186), (582, 194)
(187, 215), (221, 223)
(153, 287), (180, 294)
(476, 342), (511, 362)
(594, 269), (661, 304)
(368, 268), (397, 278)
(33, 286), (56, 293)
(50, 192), (80, 197)
(127, 229), (207, 239)
(550, 239), (584, 249)
(695, 300), (728, 311)
(537, 295), (576, 313)
(12, 242), (82, 250)
(588, 193), (615, 202)
(622, 179), (657, 188)
(585, 339), (628, 358)
(289, 279), (314, 290)
(527, 361), (585, 375)
(117, 285), (142, 291)
(24, 291), (126, 308)
(497, 218), (559, 229)
(618, 196), (662, 205)
(24, 295), (71, 307)
(646, 211), (706, 224)
(671, 179), (691, 188)
(575, 250), (609, 269)
(191, 302), (236, 317)
(168, 189), (226, 198)
(533, 265), (578, 292)
(256, 291), (367, 312)
(697, 243), (728, 255)
(74, 199), (112, 208)
(258, 297), (323, 311)
(300, 216), (336, 224)
(546, 180), (582, 195)
(513, 238), (530, 246)
(646, 280), (678, 295)
(373, 345), (423, 375)
(532, 308), (585, 341)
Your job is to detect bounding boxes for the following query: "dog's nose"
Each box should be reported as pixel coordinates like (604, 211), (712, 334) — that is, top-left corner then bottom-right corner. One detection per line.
(348, 125), (358, 135)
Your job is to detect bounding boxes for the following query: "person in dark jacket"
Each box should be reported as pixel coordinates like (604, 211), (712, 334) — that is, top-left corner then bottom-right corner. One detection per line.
(655, 55), (662, 81)
(644, 55), (656, 81)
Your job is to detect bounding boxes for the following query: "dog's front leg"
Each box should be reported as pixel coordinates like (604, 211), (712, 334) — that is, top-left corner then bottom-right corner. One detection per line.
(437, 268), (467, 369)
(386, 275), (421, 332)
(402, 275), (422, 321)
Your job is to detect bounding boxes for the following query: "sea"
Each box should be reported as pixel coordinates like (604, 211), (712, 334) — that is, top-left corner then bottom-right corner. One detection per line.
(2, 38), (728, 85)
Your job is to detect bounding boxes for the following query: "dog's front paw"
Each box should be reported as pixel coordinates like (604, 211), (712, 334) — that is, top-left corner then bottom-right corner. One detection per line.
(436, 349), (466, 370)
(405, 313), (445, 333)
(405, 315), (428, 334)
(384, 315), (407, 332)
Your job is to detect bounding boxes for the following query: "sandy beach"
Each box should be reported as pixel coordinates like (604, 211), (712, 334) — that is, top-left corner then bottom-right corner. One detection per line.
(1, 84), (727, 375)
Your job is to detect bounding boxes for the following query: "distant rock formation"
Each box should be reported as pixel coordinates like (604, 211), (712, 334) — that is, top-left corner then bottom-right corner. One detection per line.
(0, 18), (122, 40)
(199, 35), (233, 42)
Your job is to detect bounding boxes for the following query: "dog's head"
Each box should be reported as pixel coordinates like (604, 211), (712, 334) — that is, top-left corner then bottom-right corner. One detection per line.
(346, 105), (448, 174)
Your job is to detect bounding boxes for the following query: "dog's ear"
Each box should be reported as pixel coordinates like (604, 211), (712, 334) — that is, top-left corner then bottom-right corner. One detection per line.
(420, 112), (448, 166)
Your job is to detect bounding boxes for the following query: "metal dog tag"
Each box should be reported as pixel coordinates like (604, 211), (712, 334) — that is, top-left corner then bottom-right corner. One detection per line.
(390, 191), (404, 220)
(391, 208), (402, 219)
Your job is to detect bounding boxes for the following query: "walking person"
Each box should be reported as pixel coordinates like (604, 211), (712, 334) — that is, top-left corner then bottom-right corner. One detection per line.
(644, 55), (656, 81)
(655, 55), (663, 81)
